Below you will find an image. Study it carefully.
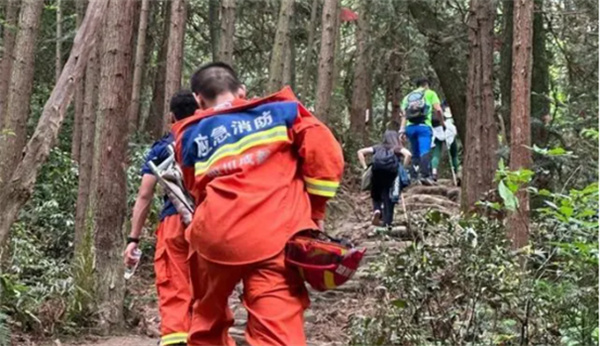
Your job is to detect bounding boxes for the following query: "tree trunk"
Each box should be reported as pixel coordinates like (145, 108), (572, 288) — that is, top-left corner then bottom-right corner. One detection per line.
(282, 30), (295, 88)
(349, 0), (370, 143)
(162, 0), (187, 133)
(71, 0), (87, 163)
(461, 0), (498, 211)
(268, 0), (294, 93)
(500, 0), (513, 144)
(0, 0), (20, 129)
(145, 0), (170, 139)
(91, 0), (135, 332)
(530, 0), (550, 147)
(0, 0), (109, 258)
(389, 52), (401, 124)
(507, 0), (533, 250)
(74, 39), (100, 257)
(300, 0), (319, 99)
(407, 0), (467, 142)
(55, 0), (62, 82)
(218, 0), (236, 65)
(314, 0), (339, 124)
(128, 0), (150, 134)
(208, 0), (220, 61)
(0, 0), (44, 187)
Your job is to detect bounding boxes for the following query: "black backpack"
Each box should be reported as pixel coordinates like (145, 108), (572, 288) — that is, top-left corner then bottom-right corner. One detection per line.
(372, 146), (399, 174)
(404, 90), (428, 123)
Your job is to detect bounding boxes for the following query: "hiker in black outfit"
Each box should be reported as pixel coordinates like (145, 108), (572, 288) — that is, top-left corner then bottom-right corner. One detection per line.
(357, 130), (411, 228)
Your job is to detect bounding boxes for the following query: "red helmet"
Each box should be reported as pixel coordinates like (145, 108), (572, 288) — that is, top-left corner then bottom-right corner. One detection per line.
(285, 231), (366, 292)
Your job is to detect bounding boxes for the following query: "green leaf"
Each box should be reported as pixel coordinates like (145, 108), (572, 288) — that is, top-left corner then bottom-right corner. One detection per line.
(391, 299), (406, 309)
(499, 181), (518, 211)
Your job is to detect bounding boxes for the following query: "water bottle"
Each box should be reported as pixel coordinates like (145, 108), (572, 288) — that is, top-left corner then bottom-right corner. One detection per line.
(124, 248), (142, 280)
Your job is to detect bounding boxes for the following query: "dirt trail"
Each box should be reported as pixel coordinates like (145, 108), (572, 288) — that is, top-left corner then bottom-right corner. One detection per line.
(44, 181), (459, 346)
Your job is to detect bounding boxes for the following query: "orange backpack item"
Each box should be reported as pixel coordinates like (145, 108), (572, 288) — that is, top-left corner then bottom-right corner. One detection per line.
(285, 231), (366, 292)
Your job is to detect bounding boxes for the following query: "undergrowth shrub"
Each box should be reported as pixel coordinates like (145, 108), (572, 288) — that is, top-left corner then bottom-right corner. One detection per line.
(349, 182), (598, 345)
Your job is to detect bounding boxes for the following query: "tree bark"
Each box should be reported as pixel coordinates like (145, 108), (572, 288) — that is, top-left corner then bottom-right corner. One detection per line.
(91, 0), (135, 332)
(0, 0), (44, 187)
(461, 0), (498, 211)
(55, 0), (63, 82)
(0, 0), (20, 129)
(218, 0), (236, 65)
(530, 0), (550, 147)
(208, 0), (220, 61)
(162, 0), (187, 133)
(507, 0), (533, 250)
(314, 0), (339, 124)
(500, 0), (513, 144)
(300, 0), (319, 99)
(145, 0), (170, 139)
(389, 52), (402, 124)
(407, 0), (467, 142)
(71, 0), (87, 163)
(74, 40), (100, 257)
(128, 0), (150, 133)
(349, 0), (370, 143)
(282, 30), (295, 88)
(267, 0), (294, 93)
(0, 0), (109, 258)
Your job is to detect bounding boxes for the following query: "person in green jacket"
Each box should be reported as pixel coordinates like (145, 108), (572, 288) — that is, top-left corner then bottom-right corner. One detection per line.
(399, 77), (444, 186)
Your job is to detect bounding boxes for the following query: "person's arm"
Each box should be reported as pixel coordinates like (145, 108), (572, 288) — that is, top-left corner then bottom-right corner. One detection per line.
(400, 147), (412, 166)
(399, 96), (408, 137)
(357, 147), (374, 170)
(292, 103), (344, 226)
(124, 175), (157, 266)
(433, 102), (445, 128)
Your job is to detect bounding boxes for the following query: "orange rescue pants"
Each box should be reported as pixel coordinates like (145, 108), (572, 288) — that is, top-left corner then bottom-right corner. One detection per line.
(155, 215), (192, 346)
(187, 251), (310, 346)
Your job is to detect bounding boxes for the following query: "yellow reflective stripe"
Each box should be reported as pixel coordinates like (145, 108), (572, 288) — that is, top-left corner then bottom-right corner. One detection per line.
(161, 332), (188, 346)
(324, 270), (337, 290)
(304, 177), (340, 197)
(194, 126), (289, 175)
(304, 176), (340, 188)
(306, 187), (336, 198)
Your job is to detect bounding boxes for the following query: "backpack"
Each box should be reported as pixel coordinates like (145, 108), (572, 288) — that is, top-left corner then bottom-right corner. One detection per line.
(372, 146), (399, 174)
(404, 90), (428, 123)
(390, 164), (411, 203)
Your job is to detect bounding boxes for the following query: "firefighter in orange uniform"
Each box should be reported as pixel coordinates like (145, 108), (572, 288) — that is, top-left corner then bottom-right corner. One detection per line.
(173, 62), (344, 346)
(124, 91), (198, 346)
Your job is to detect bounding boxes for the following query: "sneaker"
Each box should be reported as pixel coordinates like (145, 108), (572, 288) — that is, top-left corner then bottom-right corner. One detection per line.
(432, 173), (438, 182)
(372, 210), (382, 226)
(420, 177), (437, 186)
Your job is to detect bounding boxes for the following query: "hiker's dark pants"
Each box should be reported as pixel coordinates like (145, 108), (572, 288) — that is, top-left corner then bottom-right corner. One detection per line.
(406, 124), (433, 179)
(371, 170), (396, 226)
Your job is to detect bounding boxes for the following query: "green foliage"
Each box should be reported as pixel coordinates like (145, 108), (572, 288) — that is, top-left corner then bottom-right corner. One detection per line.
(349, 183), (598, 345)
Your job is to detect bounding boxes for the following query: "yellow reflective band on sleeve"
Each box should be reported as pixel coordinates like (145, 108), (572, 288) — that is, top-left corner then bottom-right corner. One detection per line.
(195, 126), (290, 176)
(304, 177), (340, 197)
(161, 332), (188, 346)
(324, 270), (337, 290)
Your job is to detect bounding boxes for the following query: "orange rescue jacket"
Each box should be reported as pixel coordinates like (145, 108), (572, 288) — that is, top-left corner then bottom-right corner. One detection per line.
(173, 87), (344, 265)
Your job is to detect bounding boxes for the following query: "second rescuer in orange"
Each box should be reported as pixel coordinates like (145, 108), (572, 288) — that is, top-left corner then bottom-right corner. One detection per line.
(173, 62), (344, 346)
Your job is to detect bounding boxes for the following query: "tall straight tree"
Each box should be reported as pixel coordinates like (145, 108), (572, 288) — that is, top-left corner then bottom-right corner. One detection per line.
(530, 0), (550, 147)
(74, 40), (100, 256)
(314, 0), (339, 124)
(507, 0), (534, 250)
(55, 0), (63, 81)
(0, 0), (44, 187)
(128, 0), (150, 132)
(145, 0), (170, 139)
(0, 0), (109, 254)
(300, 0), (319, 99)
(461, 0), (498, 211)
(268, 0), (295, 92)
(0, 0), (20, 129)
(267, 0), (294, 93)
(71, 0), (88, 162)
(349, 0), (371, 141)
(162, 0), (187, 133)
(208, 0), (220, 61)
(218, 0), (236, 65)
(90, 0), (135, 331)
(500, 0), (514, 143)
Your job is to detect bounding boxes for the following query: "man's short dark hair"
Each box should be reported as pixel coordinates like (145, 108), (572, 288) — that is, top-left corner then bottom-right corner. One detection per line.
(170, 89), (199, 120)
(190, 62), (242, 101)
(414, 77), (430, 88)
